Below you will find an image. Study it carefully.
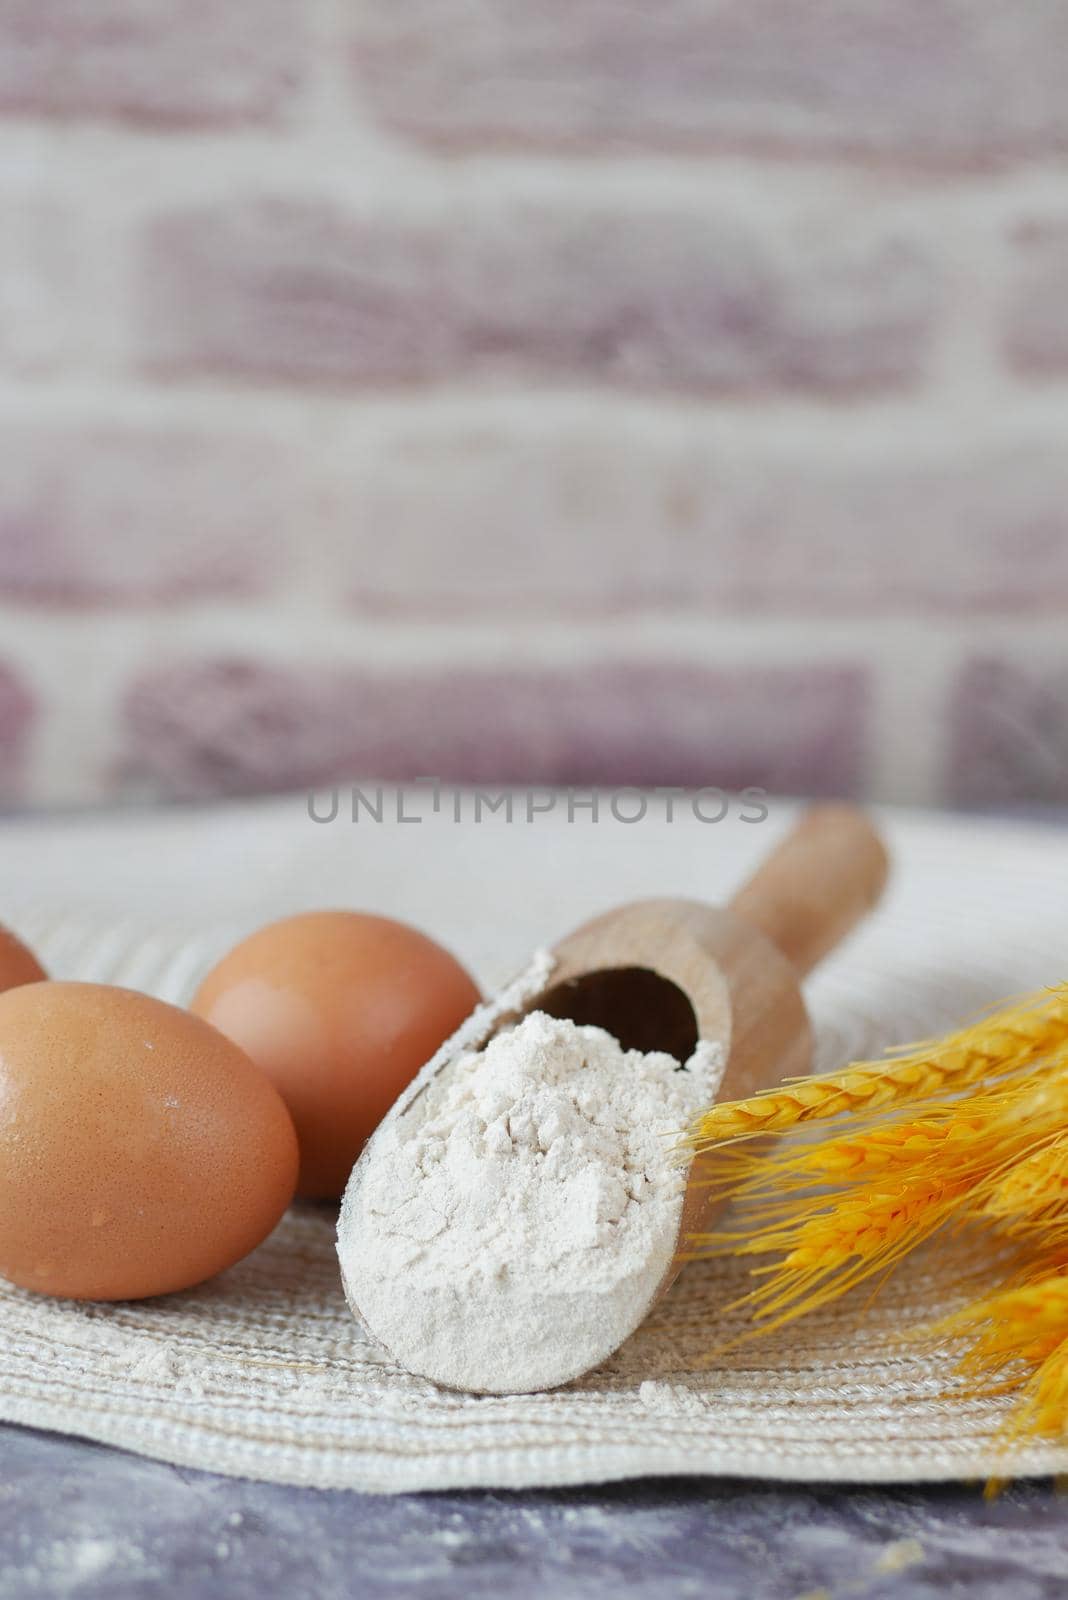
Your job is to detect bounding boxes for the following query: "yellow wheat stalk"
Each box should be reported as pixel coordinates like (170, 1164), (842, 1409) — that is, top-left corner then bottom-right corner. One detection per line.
(689, 1074), (1068, 1342)
(1017, 1336), (1068, 1441)
(703, 1114), (981, 1194)
(690, 987), (1068, 1151)
(694, 1178), (970, 1332)
(682, 984), (1068, 1449)
(984, 1134), (1068, 1228)
(933, 1270), (1068, 1374)
(696, 1070), (1068, 1209)
(932, 1269), (1068, 1456)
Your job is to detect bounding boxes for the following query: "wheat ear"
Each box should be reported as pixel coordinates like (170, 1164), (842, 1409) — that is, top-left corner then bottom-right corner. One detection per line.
(1018, 1336), (1068, 1440)
(984, 1134), (1068, 1226)
(694, 1179), (969, 1331)
(690, 987), (1068, 1150)
(933, 1270), (1068, 1372)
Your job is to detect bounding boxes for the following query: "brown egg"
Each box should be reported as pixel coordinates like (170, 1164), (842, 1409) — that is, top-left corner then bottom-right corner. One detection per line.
(0, 982), (299, 1301)
(0, 924), (46, 990)
(192, 912), (481, 1199)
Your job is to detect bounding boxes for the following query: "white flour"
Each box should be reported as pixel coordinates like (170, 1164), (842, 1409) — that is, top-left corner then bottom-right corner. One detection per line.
(338, 1000), (724, 1394)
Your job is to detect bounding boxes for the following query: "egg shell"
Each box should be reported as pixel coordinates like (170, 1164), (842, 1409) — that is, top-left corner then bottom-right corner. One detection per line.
(0, 925), (46, 990)
(192, 911), (481, 1199)
(0, 982), (299, 1301)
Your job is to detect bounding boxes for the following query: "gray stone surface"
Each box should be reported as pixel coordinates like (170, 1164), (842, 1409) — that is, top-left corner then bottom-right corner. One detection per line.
(0, 1424), (1066, 1599)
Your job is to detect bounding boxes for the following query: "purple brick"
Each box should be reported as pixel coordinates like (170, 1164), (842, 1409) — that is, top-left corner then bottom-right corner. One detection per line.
(949, 659), (1068, 809)
(139, 197), (936, 394)
(1005, 219), (1068, 376)
(0, 426), (295, 605)
(0, 660), (34, 805)
(351, 1), (1068, 164)
(119, 656), (868, 801)
(141, 201), (455, 385)
(335, 426), (1068, 616)
(0, 198), (76, 373)
(720, 444), (1068, 614)
(120, 660), (347, 800)
(0, 0), (305, 125)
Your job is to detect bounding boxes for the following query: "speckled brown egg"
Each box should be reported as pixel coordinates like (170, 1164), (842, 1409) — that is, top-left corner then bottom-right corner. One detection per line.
(0, 925), (46, 990)
(0, 982), (299, 1301)
(191, 912), (481, 1199)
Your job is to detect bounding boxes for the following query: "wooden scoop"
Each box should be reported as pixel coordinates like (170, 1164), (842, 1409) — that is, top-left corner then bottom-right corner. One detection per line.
(530, 803), (889, 1310)
(339, 804), (889, 1392)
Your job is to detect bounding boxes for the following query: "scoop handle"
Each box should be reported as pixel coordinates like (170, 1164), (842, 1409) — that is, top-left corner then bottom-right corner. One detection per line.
(728, 804), (889, 978)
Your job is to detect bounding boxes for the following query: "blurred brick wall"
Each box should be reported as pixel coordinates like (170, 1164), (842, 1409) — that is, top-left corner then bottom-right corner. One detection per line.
(1, 1), (1067, 810)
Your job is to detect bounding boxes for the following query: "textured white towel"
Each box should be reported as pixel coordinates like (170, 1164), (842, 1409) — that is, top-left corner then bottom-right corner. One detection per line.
(0, 796), (1066, 1490)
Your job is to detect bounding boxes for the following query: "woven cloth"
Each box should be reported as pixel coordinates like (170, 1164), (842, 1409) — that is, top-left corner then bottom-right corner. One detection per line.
(1, 798), (1067, 1491)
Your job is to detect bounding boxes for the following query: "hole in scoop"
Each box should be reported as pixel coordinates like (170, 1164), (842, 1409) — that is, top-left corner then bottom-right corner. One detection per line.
(537, 966), (699, 1061)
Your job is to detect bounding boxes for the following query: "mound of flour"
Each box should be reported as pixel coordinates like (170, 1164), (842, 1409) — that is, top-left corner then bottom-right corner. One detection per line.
(338, 1009), (724, 1393)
